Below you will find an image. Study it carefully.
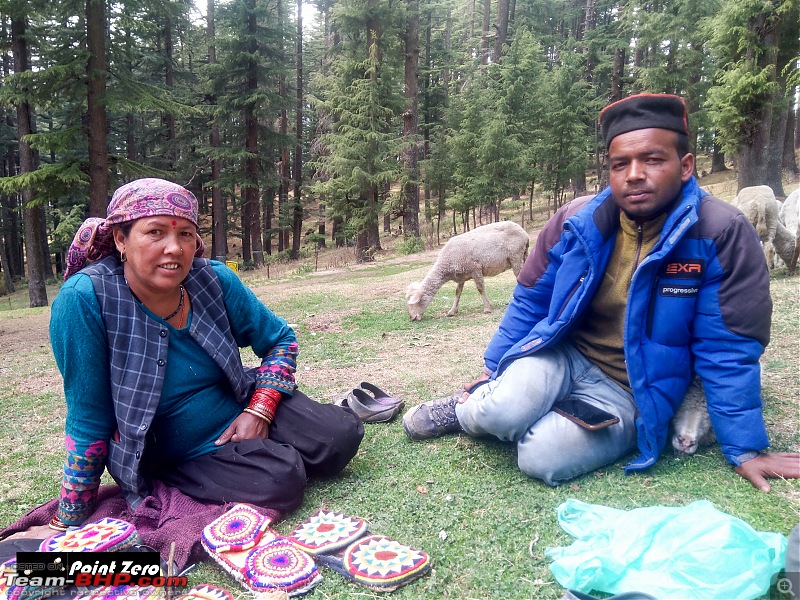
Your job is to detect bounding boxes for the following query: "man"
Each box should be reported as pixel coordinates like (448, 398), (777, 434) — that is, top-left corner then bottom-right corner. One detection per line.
(403, 93), (799, 491)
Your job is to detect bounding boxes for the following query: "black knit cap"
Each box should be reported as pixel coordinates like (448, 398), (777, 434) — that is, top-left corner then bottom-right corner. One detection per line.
(599, 93), (688, 149)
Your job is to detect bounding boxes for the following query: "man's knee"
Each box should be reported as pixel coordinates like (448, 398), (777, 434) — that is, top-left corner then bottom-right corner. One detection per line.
(517, 450), (566, 487)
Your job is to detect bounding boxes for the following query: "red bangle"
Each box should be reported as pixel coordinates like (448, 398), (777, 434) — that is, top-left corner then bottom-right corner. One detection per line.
(49, 516), (69, 532)
(248, 388), (282, 422)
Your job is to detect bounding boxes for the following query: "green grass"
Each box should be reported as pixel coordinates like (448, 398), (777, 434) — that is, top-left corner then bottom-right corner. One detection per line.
(0, 242), (798, 600)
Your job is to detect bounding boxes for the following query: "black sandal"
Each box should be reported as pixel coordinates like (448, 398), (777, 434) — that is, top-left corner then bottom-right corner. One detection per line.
(358, 381), (404, 410)
(334, 388), (402, 423)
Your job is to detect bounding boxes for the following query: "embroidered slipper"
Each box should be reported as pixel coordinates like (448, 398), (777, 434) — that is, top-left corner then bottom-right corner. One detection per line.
(76, 585), (165, 600)
(177, 584), (235, 600)
(1, 557), (23, 600)
(201, 503), (321, 597)
(359, 381), (404, 410)
(287, 510), (431, 592)
(39, 517), (141, 553)
(334, 388), (402, 423)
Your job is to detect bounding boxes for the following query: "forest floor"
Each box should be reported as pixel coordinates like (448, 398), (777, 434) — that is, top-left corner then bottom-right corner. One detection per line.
(0, 169), (798, 599)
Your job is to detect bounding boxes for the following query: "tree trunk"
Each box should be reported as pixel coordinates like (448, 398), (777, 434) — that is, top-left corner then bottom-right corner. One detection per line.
(764, 101), (788, 197)
(317, 201), (326, 248)
(2, 28), (21, 283)
(775, 7), (799, 180)
(795, 102), (800, 150)
(611, 47), (625, 102)
(481, 0), (490, 65)
(11, 15), (47, 306)
(2, 149), (22, 279)
(784, 105), (798, 174)
(124, 11), (136, 163)
(360, 2), (382, 261)
(245, 0), (264, 268)
(207, 0), (227, 259)
(277, 0), (289, 253)
(711, 141), (728, 173)
(493, 0), (509, 62)
(422, 11), (432, 223)
(583, 0), (597, 79)
(86, 0), (109, 217)
(736, 13), (780, 192)
(401, 0), (420, 238)
(290, 0), (304, 260)
(163, 14), (176, 169)
(0, 141), (14, 292)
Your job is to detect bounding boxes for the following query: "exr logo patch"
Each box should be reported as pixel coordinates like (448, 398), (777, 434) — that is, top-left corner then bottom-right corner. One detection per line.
(663, 259), (705, 279)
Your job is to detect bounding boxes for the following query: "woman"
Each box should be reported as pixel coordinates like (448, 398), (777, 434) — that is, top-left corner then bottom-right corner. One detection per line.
(49, 178), (363, 532)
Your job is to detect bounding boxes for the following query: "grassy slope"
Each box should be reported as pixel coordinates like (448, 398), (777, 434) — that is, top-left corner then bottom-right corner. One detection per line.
(0, 183), (797, 599)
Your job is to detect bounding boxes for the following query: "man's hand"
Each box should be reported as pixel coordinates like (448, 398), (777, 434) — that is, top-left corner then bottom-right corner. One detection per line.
(216, 412), (269, 445)
(460, 373), (491, 402)
(734, 452), (800, 492)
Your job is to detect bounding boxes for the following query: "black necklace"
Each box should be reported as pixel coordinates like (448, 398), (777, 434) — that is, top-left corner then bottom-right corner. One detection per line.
(127, 281), (185, 321)
(162, 285), (185, 321)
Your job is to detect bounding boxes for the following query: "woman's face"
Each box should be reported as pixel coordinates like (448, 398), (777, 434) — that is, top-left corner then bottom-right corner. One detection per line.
(113, 215), (197, 296)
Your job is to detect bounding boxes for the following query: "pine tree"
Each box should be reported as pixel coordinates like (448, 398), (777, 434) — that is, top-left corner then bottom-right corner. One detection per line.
(7, 3), (48, 305)
(706, 0), (791, 191)
(209, 0), (289, 265)
(310, 0), (404, 260)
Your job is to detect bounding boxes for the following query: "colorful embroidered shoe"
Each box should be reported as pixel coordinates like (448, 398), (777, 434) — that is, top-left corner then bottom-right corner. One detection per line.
(177, 584), (235, 600)
(39, 517), (141, 553)
(77, 585), (165, 600)
(288, 510), (431, 592)
(402, 392), (464, 440)
(3, 519), (142, 600)
(1, 557), (23, 600)
(201, 504), (322, 598)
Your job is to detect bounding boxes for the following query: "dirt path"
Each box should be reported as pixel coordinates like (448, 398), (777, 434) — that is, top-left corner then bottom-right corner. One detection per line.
(0, 311), (51, 356)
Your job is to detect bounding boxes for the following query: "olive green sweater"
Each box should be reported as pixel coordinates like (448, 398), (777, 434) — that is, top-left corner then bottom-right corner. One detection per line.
(571, 211), (667, 391)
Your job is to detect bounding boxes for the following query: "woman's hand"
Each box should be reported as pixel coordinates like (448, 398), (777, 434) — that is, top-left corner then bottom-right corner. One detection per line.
(215, 412), (270, 445)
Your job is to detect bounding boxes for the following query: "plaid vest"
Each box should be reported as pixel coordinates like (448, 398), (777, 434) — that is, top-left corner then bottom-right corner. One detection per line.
(83, 256), (256, 508)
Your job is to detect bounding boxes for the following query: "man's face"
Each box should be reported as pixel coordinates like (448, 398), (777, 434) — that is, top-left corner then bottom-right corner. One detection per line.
(608, 128), (695, 221)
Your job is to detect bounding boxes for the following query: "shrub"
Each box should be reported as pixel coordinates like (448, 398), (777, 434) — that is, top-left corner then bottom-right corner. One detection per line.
(396, 236), (424, 255)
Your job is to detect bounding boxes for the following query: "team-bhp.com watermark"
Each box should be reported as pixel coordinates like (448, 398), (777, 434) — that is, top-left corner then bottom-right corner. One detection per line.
(4, 552), (188, 590)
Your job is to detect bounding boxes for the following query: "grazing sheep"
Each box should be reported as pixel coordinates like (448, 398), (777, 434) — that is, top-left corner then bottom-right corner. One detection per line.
(778, 188), (799, 274)
(731, 185), (795, 268)
(405, 221), (530, 321)
(671, 377), (716, 455)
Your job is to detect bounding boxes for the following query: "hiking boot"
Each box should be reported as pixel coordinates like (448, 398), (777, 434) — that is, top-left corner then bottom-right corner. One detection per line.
(402, 392), (464, 440)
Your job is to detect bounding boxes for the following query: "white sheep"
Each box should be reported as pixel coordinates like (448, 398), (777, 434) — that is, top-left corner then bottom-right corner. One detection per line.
(731, 185), (795, 269)
(405, 221), (530, 321)
(671, 363), (764, 455)
(778, 188), (799, 274)
(671, 376), (716, 455)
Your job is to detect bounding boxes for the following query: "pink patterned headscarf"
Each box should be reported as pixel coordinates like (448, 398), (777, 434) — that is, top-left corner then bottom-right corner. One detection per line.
(64, 178), (205, 280)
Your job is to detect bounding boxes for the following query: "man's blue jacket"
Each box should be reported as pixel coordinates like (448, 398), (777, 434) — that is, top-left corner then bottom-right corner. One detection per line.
(483, 177), (771, 471)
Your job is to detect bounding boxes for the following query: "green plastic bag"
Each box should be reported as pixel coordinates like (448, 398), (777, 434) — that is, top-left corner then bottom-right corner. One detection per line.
(545, 499), (787, 600)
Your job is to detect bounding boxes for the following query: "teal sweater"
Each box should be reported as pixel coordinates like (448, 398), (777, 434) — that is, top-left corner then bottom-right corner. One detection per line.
(50, 261), (298, 523)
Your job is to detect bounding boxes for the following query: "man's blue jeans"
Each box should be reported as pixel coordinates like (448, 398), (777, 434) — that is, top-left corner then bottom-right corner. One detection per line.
(455, 342), (638, 486)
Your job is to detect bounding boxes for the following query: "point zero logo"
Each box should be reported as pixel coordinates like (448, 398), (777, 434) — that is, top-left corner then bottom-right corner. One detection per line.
(7, 552), (188, 589)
